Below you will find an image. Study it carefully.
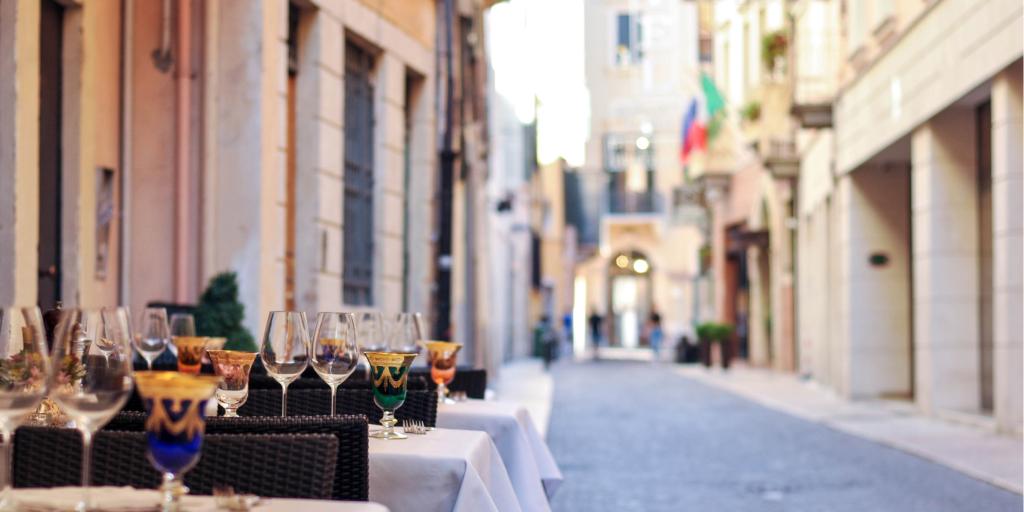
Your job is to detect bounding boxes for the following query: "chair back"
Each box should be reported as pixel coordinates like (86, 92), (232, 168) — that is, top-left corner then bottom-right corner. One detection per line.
(238, 388), (438, 427)
(14, 428), (338, 499)
(106, 412), (369, 501)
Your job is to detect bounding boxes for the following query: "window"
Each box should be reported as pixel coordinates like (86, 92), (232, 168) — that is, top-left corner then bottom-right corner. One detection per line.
(342, 41), (375, 305)
(614, 13), (643, 66)
(604, 135), (628, 171)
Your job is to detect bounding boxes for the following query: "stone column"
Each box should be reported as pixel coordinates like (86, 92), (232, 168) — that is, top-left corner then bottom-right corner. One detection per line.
(990, 64), (1022, 433)
(911, 108), (980, 413)
(293, 11), (346, 315)
(205, 0), (287, 335)
(0, 0), (40, 306)
(836, 166), (912, 399)
(374, 53), (408, 313)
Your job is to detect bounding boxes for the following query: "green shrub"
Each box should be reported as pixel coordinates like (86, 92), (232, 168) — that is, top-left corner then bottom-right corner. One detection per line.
(195, 272), (257, 352)
(696, 322), (734, 343)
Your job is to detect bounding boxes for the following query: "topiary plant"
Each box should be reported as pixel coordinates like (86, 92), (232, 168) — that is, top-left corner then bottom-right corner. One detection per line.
(195, 272), (257, 352)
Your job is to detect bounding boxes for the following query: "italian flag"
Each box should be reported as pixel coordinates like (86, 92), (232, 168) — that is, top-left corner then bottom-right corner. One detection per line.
(680, 73), (726, 164)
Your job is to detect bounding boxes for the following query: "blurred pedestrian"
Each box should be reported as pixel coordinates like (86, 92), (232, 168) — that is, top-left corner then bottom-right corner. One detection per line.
(587, 308), (604, 360)
(647, 311), (663, 360)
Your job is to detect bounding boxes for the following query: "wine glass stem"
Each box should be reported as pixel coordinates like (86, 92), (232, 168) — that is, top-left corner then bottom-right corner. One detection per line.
(0, 430), (12, 505)
(80, 429), (93, 511)
(438, 382), (447, 403)
(161, 472), (182, 512)
(280, 383), (289, 417)
(329, 384), (338, 417)
(146, 358), (153, 370)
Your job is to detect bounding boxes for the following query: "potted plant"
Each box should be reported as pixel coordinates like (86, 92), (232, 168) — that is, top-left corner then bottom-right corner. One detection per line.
(761, 30), (788, 74)
(696, 322), (735, 369)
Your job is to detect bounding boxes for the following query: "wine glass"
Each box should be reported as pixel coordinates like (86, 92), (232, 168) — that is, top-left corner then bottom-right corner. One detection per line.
(423, 341), (462, 405)
(134, 372), (220, 511)
(207, 350), (256, 417)
(365, 352), (416, 440)
(49, 307), (134, 512)
(0, 307), (49, 508)
(354, 312), (384, 381)
(135, 308), (169, 370)
(169, 313), (196, 337)
(388, 313), (426, 355)
(311, 313), (360, 416)
(259, 312), (309, 417)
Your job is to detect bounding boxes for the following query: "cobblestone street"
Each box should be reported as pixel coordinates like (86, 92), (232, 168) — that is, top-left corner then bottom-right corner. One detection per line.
(547, 360), (1022, 512)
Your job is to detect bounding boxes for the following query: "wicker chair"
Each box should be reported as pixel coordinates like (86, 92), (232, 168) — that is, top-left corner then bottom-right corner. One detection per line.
(105, 412), (369, 501)
(237, 388), (438, 427)
(413, 367), (488, 399)
(13, 427), (338, 499)
(247, 373), (431, 391)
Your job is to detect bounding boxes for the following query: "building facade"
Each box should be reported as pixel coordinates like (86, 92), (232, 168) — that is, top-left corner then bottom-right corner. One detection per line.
(0, 0), (496, 368)
(791, 0), (1023, 435)
(576, 0), (703, 355)
(692, 0), (798, 370)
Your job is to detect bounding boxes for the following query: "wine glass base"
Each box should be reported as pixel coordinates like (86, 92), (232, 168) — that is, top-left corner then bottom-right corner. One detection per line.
(370, 428), (407, 440)
(441, 397), (457, 405)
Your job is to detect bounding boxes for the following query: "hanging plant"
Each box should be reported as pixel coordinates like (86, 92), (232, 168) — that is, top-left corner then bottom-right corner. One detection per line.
(741, 101), (762, 122)
(761, 30), (788, 72)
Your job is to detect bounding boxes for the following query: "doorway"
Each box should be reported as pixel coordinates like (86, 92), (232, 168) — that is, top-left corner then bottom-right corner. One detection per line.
(38, 0), (64, 310)
(607, 251), (652, 348)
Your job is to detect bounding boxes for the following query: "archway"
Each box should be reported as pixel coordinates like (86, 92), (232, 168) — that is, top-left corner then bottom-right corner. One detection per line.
(607, 250), (653, 348)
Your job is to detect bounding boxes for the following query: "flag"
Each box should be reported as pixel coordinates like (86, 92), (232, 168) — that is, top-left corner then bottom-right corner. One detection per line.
(700, 72), (726, 140)
(680, 98), (706, 164)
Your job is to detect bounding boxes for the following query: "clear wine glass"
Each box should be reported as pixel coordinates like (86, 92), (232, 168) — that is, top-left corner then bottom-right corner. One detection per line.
(354, 312), (385, 381)
(135, 308), (169, 370)
(169, 313), (196, 337)
(0, 307), (50, 508)
(49, 307), (134, 512)
(389, 313), (427, 366)
(311, 313), (360, 416)
(259, 312), (309, 417)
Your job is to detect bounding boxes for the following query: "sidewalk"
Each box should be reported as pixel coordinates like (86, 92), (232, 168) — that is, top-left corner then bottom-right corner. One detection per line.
(676, 364), (1024, 494)
(492, 358), (554, 439)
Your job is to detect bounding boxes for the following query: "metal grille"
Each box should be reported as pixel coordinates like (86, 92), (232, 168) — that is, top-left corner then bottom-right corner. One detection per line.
(342, 42), (375, 305)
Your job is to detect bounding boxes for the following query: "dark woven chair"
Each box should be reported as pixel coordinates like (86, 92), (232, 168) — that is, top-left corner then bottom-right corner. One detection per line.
(238, 388), (438, 427)
(13, 427), (338, 499)
(414, 367), (488, 399)
(105, 412), (369, 501)
(247, 373), (431, 391)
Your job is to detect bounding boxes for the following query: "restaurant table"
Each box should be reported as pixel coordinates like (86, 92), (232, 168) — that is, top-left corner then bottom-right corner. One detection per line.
(436, 399), (562, 511)
(11, 487), (389, 511)
(368, 427), (521, 512)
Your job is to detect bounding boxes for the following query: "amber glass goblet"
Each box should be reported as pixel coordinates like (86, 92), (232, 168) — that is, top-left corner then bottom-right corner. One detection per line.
(172, 337), (208, 375)
(422, 341), (462, 405)
(206, 350), (256, 417)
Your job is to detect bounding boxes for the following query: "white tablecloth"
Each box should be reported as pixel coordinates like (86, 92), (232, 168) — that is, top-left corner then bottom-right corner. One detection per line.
(11, 487), (388, 511)
(368, 427), (522, 512)
(436, 399), (563, 511)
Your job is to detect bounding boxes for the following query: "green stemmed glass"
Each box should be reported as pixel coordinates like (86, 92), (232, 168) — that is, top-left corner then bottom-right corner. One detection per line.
(365, 352), (416, 440)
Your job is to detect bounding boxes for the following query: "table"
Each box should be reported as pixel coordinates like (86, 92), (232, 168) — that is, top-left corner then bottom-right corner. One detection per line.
(437, 399), (563, 509)
(368, 427), (521, 512)
(11, 487), (389, 511)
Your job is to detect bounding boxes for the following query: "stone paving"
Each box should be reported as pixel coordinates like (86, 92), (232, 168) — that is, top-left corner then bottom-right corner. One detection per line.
(546, 360), (1022, 512)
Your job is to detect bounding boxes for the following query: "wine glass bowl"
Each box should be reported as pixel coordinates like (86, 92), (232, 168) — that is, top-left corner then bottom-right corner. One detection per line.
(135, 308), (170, 370)
(173, 337), (208, 375)
(259, 312), (309, 417)
(134, 371), (220, 511)
(365, 352), (416, 440)
(311, 313), (360, 416)
(0, 307), (50, 507)
(49, 307), (134, 511)
(422, 341), (462, 405)
(206, 350), (256, 417)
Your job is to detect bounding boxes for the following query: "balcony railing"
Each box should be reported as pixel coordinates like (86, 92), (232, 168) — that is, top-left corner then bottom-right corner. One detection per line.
(608, 190), (663, 215)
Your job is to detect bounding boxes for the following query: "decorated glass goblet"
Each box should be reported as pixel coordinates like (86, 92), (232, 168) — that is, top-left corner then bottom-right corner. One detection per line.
(173, 337), (208, 374)
(422, 341), (462, 405)
(365, 352), (416, 440)
(134, 371), (220, 512)
(206, 350), (256, 417)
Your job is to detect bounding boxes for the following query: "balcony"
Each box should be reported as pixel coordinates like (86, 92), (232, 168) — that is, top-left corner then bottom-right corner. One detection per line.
(608, 190), (663, 215)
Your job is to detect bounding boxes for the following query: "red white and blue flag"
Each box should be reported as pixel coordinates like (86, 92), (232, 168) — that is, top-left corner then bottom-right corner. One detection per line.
(680, 98), (706, 164)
